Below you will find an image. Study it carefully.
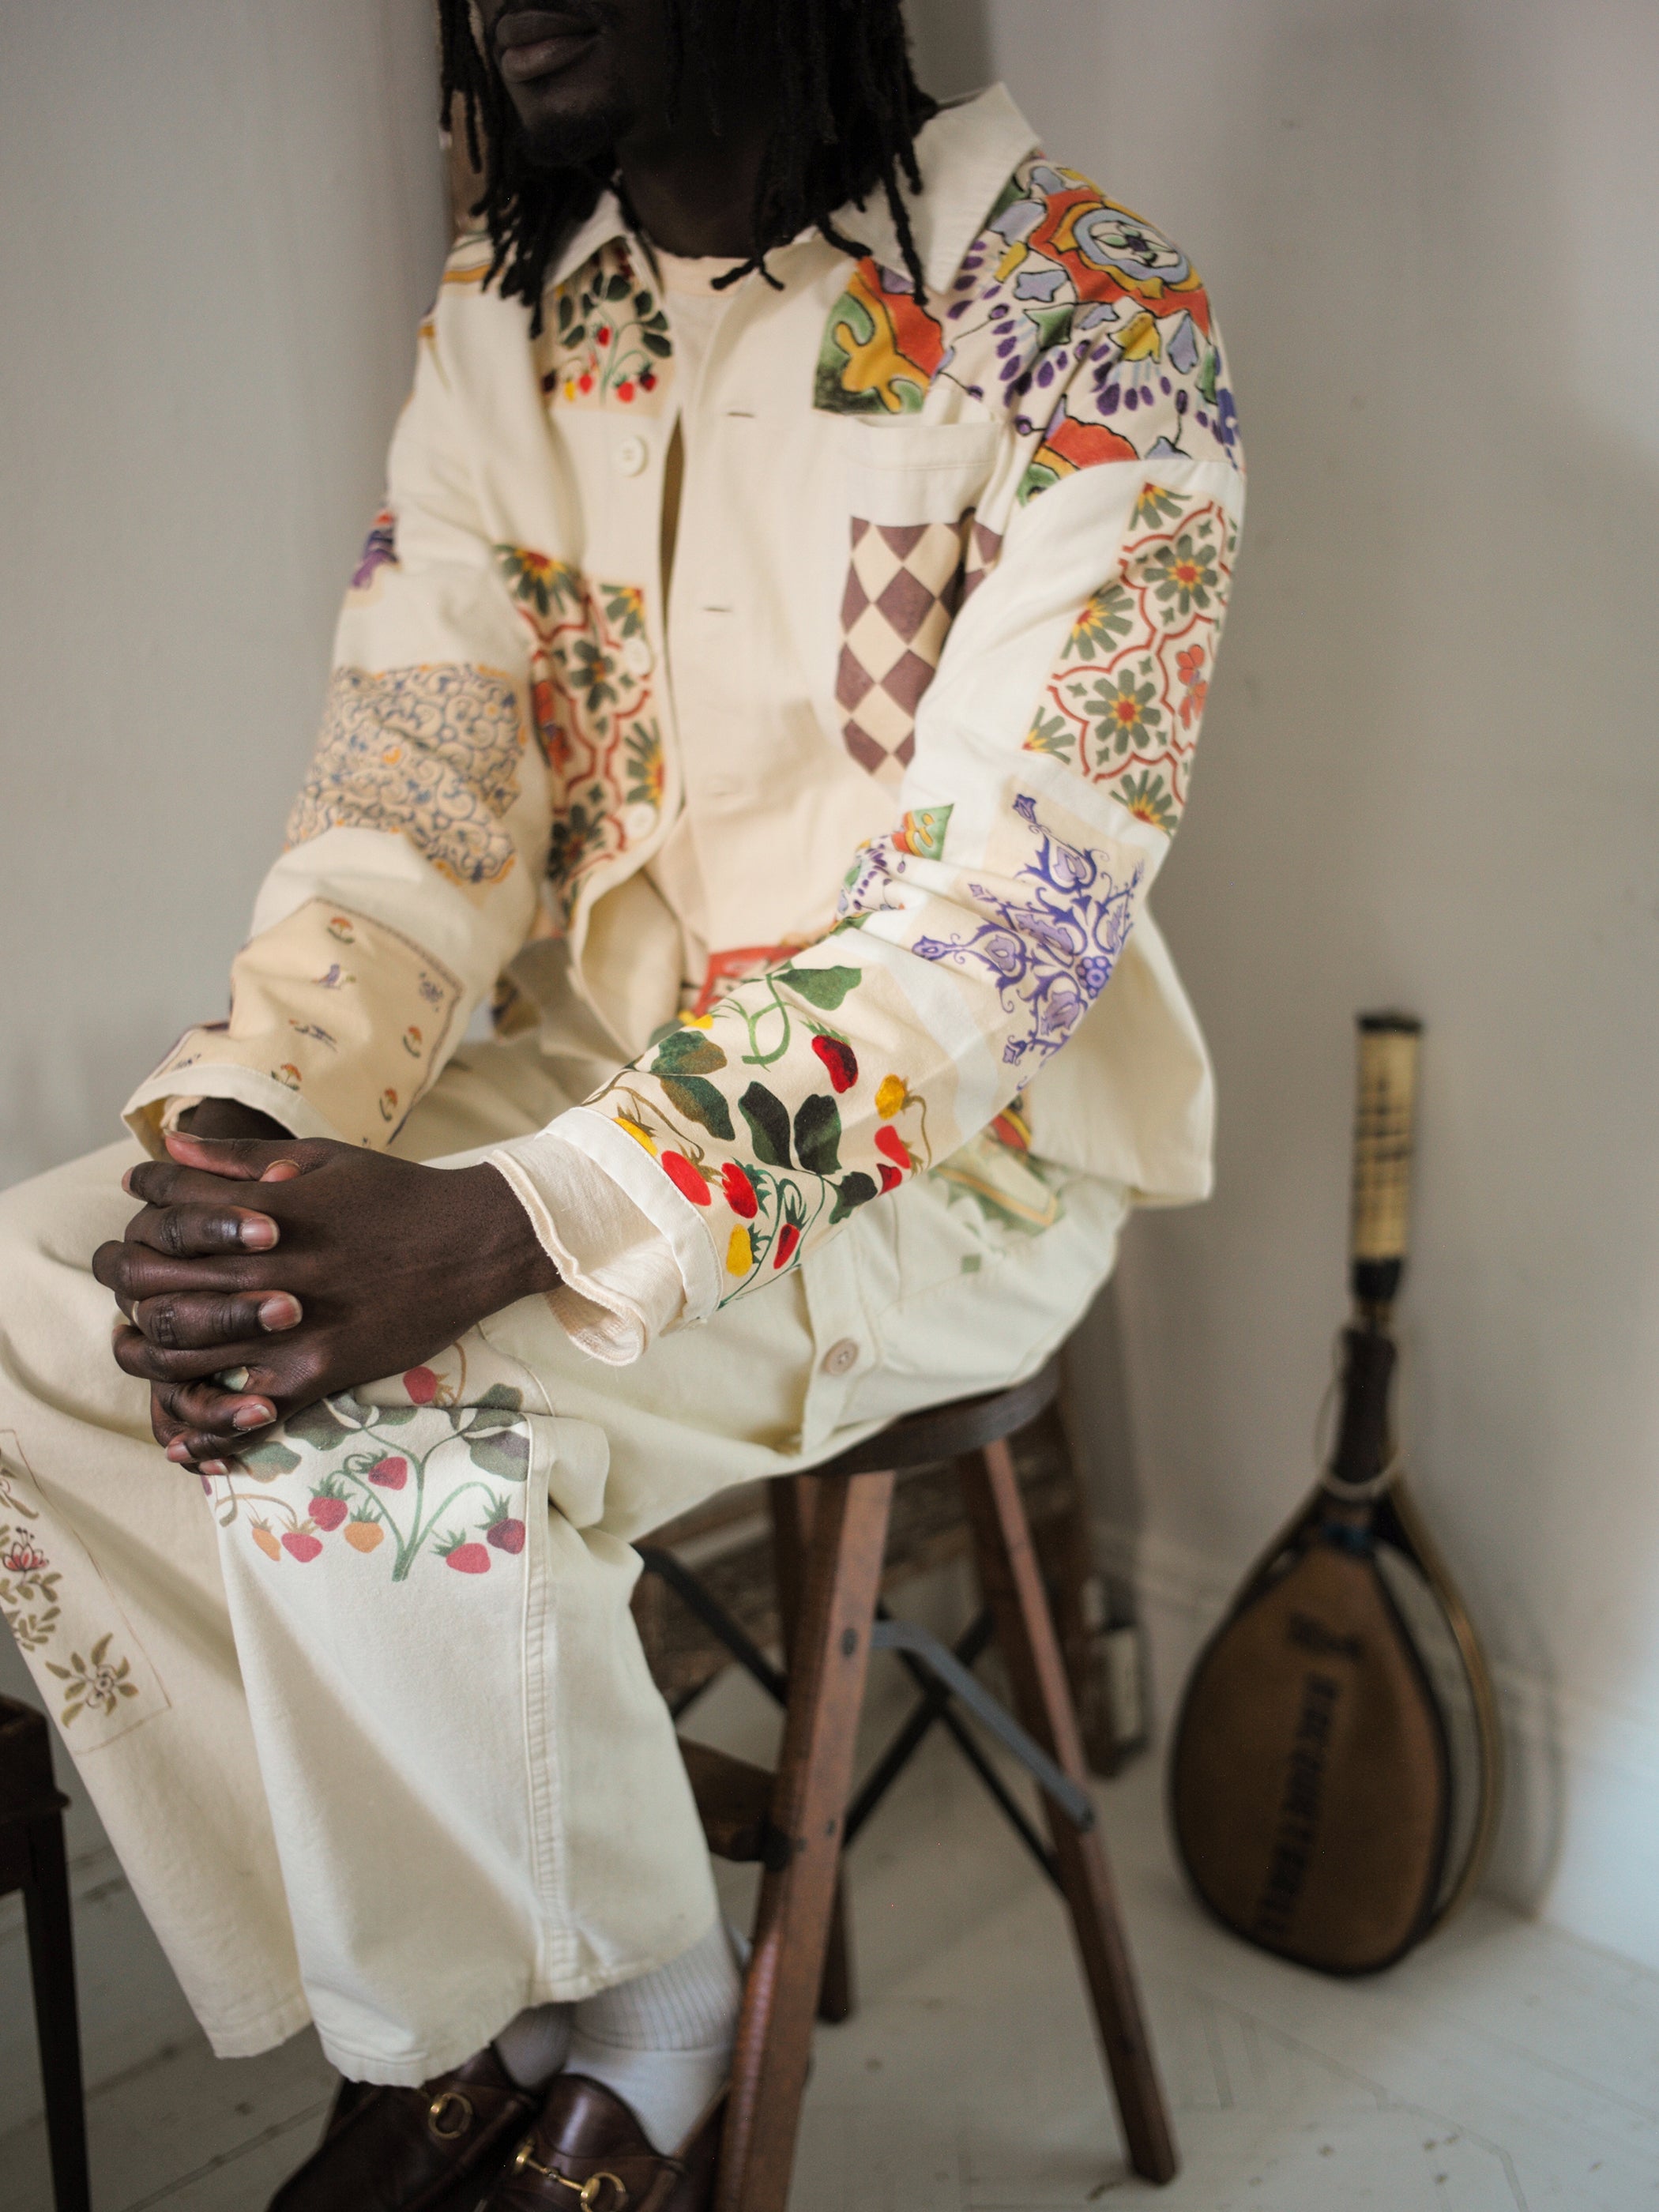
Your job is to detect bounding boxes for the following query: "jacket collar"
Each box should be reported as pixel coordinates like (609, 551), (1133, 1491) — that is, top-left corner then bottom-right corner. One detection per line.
(543, 82), (1040, 299)
(842, 83), (1038, 294)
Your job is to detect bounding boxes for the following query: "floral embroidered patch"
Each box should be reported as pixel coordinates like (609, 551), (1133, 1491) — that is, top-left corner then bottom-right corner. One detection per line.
(537, 241), (672, 412)
(814, 155), (1240, 493)
(288, 663), (525, 890)
(590, 961), (937, 1305)
(348, 506), (397, 598)
(0, 1503), (58, 1654)
(814, 259), (946, 415)
(142, 902), (464, 1148)
(1, 1433), (171, 1748)
(931, 1101), (1063, 1243)
(1025, 491), (1236, 830)
(496, 548), (666, 918)
(892, 804), (954, 862)
(908, 792), (1141, 1076)
(687, 943), (809, 1018)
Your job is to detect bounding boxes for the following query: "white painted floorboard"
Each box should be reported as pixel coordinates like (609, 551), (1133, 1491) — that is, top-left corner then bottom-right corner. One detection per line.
(3, 1661), (1655, 2210)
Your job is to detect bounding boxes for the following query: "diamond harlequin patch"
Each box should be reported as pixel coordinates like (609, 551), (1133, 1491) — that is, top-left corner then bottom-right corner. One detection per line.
(835, 515), (1003, 781)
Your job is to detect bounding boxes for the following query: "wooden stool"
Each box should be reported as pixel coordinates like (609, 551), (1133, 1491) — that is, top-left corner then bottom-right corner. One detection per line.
(641, 1360), (1177, 2211)
(0, 1696), (92, 2212)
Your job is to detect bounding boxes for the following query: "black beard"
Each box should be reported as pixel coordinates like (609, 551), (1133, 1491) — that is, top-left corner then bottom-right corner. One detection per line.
(512, 97), (631, 172)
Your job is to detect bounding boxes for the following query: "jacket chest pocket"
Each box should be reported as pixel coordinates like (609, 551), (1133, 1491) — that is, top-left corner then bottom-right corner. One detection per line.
(833, 421), (1001, 785)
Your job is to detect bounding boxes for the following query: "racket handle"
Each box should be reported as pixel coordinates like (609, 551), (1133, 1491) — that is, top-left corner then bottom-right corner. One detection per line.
(1326, 1322), (1398, 1492)
(1350, 1012), (1422, 1307)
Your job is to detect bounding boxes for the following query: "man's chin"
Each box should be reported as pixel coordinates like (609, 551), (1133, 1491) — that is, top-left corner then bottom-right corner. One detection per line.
(508, 89), (631, 174)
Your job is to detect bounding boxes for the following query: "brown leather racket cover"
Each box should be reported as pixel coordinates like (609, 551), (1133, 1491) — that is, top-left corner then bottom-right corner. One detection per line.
(1171, 1529), (1451, 1973)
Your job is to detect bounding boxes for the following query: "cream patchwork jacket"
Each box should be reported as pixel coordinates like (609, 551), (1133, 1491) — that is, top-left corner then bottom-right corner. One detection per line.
(125, 87), (1245, 1363)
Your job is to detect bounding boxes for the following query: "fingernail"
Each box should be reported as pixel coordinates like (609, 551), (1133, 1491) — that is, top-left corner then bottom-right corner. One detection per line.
(232, 1401), (274, 1430)
(166, 1440), (191, 1463)
(239, 1216), (278, 1250)
(258, 1294), (301, 1332)
(201, 1459), (228, 1476)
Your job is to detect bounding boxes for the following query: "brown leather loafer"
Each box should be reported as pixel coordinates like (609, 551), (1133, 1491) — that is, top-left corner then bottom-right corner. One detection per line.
(321, 2076), (371, 2139)
(489, 2075), (724, 2212)
(268, 2046), (539, 2212)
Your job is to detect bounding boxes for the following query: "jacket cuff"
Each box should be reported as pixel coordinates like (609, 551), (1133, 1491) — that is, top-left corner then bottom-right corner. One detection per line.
(488, 1115), (713, 1366)
(122, 1047), (331, 1160)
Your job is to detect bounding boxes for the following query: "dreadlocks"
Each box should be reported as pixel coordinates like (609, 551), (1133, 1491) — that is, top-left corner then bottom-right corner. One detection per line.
(438, 0), (937, 332)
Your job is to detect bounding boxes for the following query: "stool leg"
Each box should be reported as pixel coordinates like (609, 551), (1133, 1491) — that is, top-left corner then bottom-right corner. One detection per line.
(814, 1879), (855, 2026)
(960, 1441), (1179, 2187)
(719, 1469), (895, 2212)
(24, 1812), (92, 2212)
(767, 1479), (856, 2026)
(1031, 1422), (1121, 1778)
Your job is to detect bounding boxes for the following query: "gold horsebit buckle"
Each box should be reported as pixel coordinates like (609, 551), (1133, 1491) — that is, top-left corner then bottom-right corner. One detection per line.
(427, 2090), (475, 2142)
(512, 2138), (630, 2209)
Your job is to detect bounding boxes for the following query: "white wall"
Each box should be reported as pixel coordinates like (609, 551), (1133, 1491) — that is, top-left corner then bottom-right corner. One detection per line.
(0, 0), (448, 1184)
(906, 0), (1659, 1962)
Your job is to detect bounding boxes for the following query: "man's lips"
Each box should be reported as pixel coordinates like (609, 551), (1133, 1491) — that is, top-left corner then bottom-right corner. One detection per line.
(495, 9), (600, 83)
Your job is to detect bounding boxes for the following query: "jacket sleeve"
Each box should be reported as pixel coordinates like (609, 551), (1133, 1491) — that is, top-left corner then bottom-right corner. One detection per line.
(122, 281), (553, 1157)
(495, 340), (1245, 1339)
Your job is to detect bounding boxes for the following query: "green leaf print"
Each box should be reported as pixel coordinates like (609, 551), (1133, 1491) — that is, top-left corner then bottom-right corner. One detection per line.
(1026, 303), (1075, 353)
(468, 1428), (530, 1483)
(830, 1172), (878, 1224)
(739, 1083), (792, 1168)
(237, 1438), (302, 1476)
(653, 1030), (728, 1077)
(1026, 709), (1075, 761)
(474, 1383), (525, 1413)
(776, 965), (861, 1011)
(1067, 581), (1135, 661)
(793, 1093), (844, 1176)
(660, 1075), (735, 1141)
(284, 1401), (349, 1450)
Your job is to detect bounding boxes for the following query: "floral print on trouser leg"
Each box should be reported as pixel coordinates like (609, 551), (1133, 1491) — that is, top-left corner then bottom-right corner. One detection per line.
(201, 1329), (713, 2079)
(216, 1344), (538, 1580)
(1, 1430), (171, 1747)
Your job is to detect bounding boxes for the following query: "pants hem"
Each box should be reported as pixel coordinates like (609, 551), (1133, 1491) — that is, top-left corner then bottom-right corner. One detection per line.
(202, 1990), (314, 2062)
(314, 1909), (721, 2086)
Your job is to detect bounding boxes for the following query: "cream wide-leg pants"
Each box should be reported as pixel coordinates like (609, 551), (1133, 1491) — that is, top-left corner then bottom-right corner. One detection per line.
(0, 1030), (1127, 2085)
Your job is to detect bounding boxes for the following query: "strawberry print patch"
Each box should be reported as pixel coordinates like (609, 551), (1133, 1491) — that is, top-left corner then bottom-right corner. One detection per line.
(220, 1356), (532, 1586)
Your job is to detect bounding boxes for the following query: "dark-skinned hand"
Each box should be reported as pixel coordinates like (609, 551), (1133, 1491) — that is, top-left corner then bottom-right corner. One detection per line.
(96, 1123), (559, 1473)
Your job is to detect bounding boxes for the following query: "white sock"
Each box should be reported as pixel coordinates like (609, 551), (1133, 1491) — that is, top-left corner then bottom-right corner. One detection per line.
(566, 1920), (742, 2151)
(494, 2000), (574, 2089)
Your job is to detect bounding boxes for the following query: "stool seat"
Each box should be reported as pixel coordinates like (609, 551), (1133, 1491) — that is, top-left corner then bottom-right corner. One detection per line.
(645, 1358), (1178, 2210)
(803, 1360), (1061, 1478)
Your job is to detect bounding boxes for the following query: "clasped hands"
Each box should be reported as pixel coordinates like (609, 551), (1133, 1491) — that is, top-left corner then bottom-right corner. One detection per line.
(95, 1102), (559, 1471)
